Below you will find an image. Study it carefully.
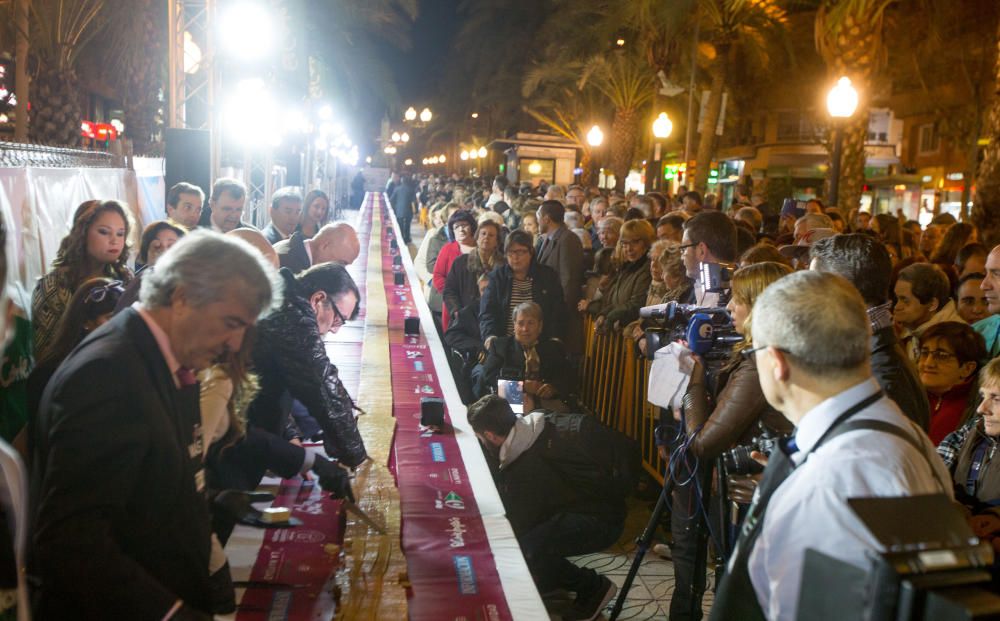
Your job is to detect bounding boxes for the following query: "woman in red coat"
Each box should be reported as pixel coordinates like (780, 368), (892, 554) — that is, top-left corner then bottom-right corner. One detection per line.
(918, 321), (986, 445)
(433, 210), (478, 331)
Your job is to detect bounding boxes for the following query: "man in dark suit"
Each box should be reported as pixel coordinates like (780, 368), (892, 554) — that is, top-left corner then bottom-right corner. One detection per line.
(198, 177), (257, 233)
(262, 186), (302, 244)
(29, 231), (280, 621)
(535, 199), (584, 353)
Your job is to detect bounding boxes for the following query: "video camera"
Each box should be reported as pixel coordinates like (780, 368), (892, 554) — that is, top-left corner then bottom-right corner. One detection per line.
(639, 301), (742, 366)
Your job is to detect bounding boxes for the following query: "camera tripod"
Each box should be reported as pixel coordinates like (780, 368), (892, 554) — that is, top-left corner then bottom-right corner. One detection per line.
(608, 457), (732, 621)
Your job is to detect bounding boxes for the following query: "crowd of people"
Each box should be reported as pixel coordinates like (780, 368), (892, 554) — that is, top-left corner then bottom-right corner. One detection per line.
(2, 165), (1000, 620)
(395, 170), (1000, 620)
(0, 177), (365, 620)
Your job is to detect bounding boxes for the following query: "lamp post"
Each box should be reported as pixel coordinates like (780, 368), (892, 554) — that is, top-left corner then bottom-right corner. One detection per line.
(826, 76), (859, 207)
(650, 112), (673, 191)
(586, 125), (604, 186)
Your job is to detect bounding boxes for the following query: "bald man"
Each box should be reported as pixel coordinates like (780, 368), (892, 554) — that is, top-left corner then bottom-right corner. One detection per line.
(227, 228), (279, 269)
(275, 223), (360, 273)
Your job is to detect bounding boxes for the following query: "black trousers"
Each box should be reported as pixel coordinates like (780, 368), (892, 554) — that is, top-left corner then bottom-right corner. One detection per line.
(395, 208), (413, 244)
(669, 451), (712, 621)
(518, 511), (623, 596)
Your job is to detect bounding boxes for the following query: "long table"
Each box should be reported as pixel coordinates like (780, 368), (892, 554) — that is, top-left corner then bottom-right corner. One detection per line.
(223, 193), (546, 620)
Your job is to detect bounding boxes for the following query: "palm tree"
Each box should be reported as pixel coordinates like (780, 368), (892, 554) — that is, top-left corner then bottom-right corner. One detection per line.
(814, 0), (896, 212)
(973, 17), (1000, 245)
(690, 0), (789, 193)
(25, 0), (108, 146)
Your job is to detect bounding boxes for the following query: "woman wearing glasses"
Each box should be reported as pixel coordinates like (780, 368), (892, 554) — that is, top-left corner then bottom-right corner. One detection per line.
(27, 278), (125, 430)
(917, 322), (986, 445)
(31, 200), (134, 359)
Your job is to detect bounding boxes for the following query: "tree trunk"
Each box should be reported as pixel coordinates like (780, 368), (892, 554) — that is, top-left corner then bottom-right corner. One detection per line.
(694, 45), (730, 194)
(579, 149), (594, 186)
(972, 18), (1000, 246)
(29, 67), (82, 147)
(836, 114), (869, 213)
(610, 107), (639, 192)
(122, 0), (165, 155)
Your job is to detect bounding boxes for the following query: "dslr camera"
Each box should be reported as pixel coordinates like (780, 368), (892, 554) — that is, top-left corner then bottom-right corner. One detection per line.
(721, 426), (789, 475)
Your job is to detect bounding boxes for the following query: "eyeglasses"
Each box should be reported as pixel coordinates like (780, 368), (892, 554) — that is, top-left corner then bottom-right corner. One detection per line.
(679, 242), (698, 252)
(506, 248), (530, 257)
(741, 344), (791, 360)
(86, 280), (124, 304)
(918, 348), (958, 363)
(330, 300), (348, 328)
(620, 238), (644, 248)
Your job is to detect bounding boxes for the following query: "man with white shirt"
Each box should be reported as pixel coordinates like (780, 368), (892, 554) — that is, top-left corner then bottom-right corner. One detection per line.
(709, 271), (951, 621)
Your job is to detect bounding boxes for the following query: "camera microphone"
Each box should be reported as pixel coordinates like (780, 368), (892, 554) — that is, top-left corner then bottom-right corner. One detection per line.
(639, 302), (673, 319)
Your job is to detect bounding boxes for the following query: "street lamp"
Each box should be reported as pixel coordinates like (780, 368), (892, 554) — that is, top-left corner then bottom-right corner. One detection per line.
(420, 107), (433, 123)
(404, 158), (413, 166)
(391, 131), (401, 143)
(401, 132), (410, 143)
(652, 112), (673, 139)
(587, 125), (604, 147)
(471, 112), (479, 119)
(477, 146), (487, 158)
(439, 154), (446, 163)
(826, 76), (859, 207)
(405, 107), (417, 122)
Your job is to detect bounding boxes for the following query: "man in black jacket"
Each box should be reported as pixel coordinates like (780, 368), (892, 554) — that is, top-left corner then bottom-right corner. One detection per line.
(30, 231), (280, 620)
(275, 222), (360, 274)
(468, 395), (628, 621)
(810, 234), (930, 430)
(247, 262), (368, 469)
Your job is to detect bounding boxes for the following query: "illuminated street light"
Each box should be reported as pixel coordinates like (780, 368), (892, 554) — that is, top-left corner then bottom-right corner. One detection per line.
(587, 125), (604, 147)
(220, 3), (273, 60)
(477, 146), (487, 158)
(470, 149), (478, 160)
(460, 150), (469, 160)
(528, 161), (542, 175)
(401, 132), (410, 143)
(826, 76), (859, 207)
(391, 131), (401, 142)
(652, 112), (673, 139)
(827, 76), (859, 118)
(405, 158), (413, 166)
(420, 107), (433, 123)
(615, 38), (625, 47)
(471, 112), (479, 119)
(439, 154), (446, 163)
(404, 107), (417, 121)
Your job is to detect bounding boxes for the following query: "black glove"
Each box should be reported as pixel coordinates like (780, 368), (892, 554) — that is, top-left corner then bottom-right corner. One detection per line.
(208, 562), (236, 614)
(172, 603), (213, 621)
(312, 457), (355, 503)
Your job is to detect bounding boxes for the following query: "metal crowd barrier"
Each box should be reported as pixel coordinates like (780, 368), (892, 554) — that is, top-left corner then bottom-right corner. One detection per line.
(579, 314), (666, 484)
(0, 140), (126, 168)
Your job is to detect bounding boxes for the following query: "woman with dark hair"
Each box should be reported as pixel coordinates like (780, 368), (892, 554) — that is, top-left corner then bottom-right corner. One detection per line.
(27, 278), (125, 421)
(956, 242), (988, 278)
(443, 219), (504, 327)
(930, 222), (977, 267)
(31, 200), (133, 357)
(297, 189), (330, 238)
(432, 210), (478, 331)
(136, 220), (185, 270)
(479, 229), (565, 346)
(917, 322), (985, 445)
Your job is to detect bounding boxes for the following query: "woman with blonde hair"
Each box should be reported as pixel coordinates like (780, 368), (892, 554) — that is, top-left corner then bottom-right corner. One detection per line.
(581, 219), (655, 331)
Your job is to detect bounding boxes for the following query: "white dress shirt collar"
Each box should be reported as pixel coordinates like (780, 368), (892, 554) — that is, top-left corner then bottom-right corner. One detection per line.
(792, 377), (882, 461)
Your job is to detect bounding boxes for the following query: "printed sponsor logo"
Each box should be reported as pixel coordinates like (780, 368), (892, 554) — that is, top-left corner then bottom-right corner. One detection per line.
(449, 467), (463, 485)
(430, 442), (446, 462)
(413, 361), (424, 371)
(448, 517), (468, 548)
(444, 491), (465, 510)
(453, 555), (478, 595)
(268, 591), (292, 621)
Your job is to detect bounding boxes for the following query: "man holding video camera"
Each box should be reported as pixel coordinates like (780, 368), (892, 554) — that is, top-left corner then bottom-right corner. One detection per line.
(710, 271), (950, 621)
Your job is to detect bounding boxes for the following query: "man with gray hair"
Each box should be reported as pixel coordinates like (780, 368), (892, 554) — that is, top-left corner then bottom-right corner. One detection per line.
(262, 186), (302, 244)
(30, 230), (280, 620)
(711, 271), (950, 621)
(275, 222), (361, 274)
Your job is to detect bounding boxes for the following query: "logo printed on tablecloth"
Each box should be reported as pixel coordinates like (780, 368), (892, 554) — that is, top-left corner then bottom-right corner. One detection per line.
(430, 442), (446, 462)
(444, 492), (465, 510)
(452, 555), (478, 595)
(448, 517), (468, 548)
(413, 360), (424, 371)
(426, 467), (463, 485)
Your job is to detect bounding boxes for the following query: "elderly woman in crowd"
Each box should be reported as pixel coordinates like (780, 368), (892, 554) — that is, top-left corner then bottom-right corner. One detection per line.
(596, 216), (623, 253)
(297, 189), (330, 239)
(895, 262), (965, 362)
(475, 301), (571, 408)
(444, 219), (504, 327)
(433, 209), (479, 331)
(629, 242), (694, 350)
(917, 322), (986, 445)
(31, 199), (134, 357)
(945, 358), (1000, 510)
(582, 219), (655, 331)
(480, 230), (565, 347)
(136, 220), (185, 271)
